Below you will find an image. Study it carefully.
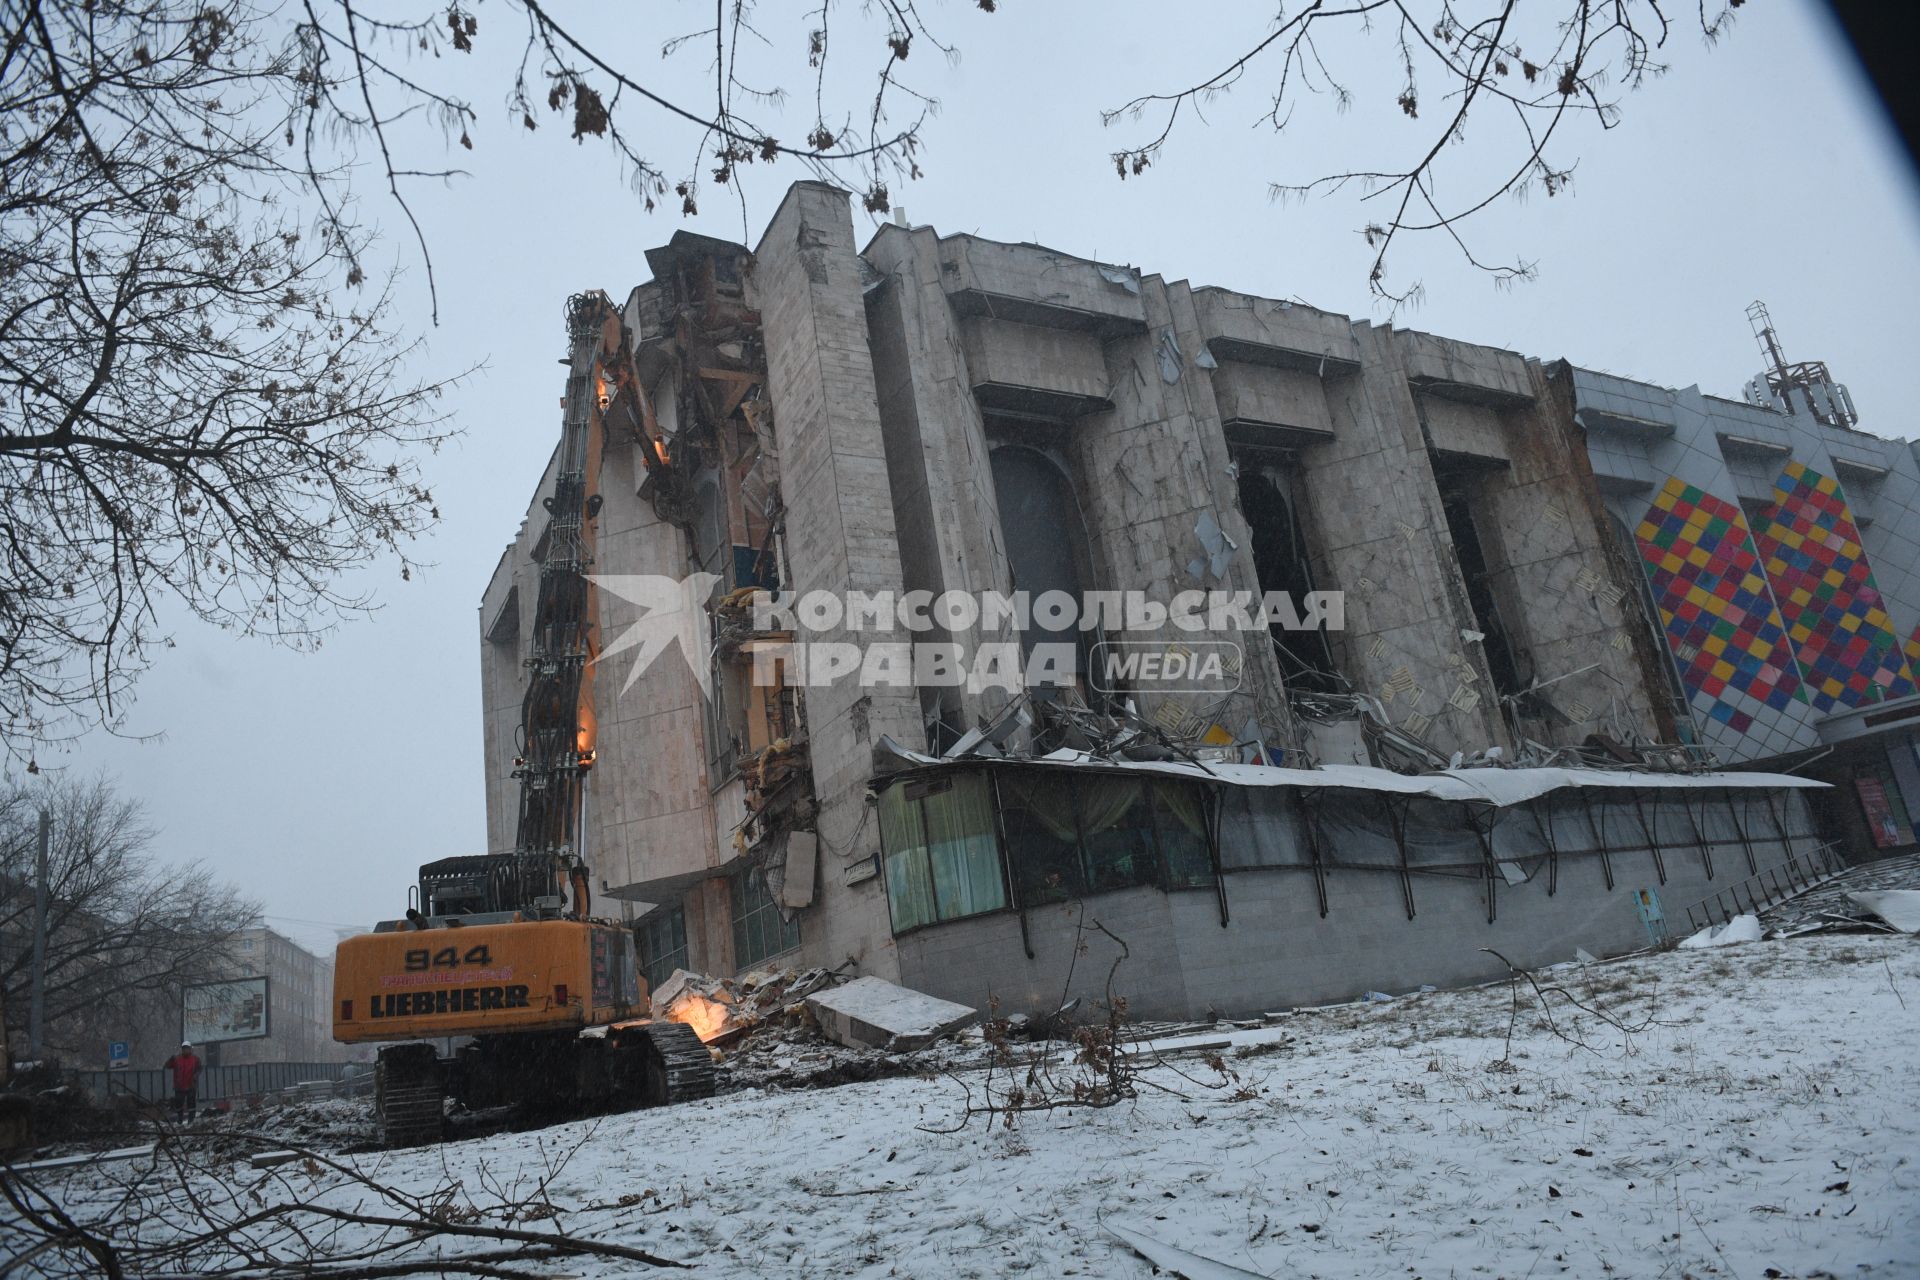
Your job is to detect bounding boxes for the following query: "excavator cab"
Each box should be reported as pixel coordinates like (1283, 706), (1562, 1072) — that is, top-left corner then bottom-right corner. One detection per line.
(412, 854), (585, 920)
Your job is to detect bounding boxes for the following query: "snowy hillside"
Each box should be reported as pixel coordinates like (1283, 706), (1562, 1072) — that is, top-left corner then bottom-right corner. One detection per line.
(17, 934), (1920, 1278)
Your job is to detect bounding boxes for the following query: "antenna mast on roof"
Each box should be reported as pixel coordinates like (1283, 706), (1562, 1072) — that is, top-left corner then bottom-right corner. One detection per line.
(1741, 301), (1859, 429)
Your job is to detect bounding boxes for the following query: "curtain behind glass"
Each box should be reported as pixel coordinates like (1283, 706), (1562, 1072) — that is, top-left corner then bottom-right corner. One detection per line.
(879, 783), (934, 931)
(1002, 772), (1083, 903)
(1218, 788), (1309, 868)
(1080, 776), (1155, 892)
(1153, 781), (1214, 886)
(924, 773), (1006, 918)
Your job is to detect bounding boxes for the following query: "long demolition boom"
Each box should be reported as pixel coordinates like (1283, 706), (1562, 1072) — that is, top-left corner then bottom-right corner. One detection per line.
(503, 293), (614, 915)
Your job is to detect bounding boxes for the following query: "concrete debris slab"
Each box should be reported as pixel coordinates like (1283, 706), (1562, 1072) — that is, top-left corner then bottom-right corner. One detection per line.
(650, 964), (840, 1046)
(10, 1143), (155, 1172)
(1106, 1222), (1268, 1280)
(780, 831), (817, 909)
(648, 968), (702, 1011)
(806, 977), (976, 1052)
(1679, 914), (1762, 949)
(1846, 890), (1920, 934)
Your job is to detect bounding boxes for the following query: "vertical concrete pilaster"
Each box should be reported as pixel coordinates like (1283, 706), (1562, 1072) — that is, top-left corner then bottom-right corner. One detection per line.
(753, 183), (920, 976)
(1303, 323), (1510, 752)
(861, 224), (1019, 734)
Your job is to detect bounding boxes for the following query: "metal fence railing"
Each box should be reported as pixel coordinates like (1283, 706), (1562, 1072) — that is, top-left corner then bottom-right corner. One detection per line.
(70, 1061), (363, 1106)
(1679, 840), (1848, 934)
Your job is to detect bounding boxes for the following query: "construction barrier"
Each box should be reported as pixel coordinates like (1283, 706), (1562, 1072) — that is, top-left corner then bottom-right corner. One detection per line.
(70, 1061), (364, 1106)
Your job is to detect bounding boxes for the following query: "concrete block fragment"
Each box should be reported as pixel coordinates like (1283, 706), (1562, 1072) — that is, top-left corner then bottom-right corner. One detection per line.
(781, 831), (817, 909)
(806, 976), (977, 1051)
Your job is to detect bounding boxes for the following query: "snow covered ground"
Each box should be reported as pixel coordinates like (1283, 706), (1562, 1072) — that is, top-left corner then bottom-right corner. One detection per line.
(24, 934), (1920, 1278)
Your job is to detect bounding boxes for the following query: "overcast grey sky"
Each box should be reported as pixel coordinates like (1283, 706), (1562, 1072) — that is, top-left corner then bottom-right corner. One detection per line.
(37, 0), (1920, 955)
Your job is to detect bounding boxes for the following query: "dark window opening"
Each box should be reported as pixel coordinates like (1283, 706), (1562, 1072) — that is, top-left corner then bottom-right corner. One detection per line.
(1234, 457), (1341, 691)
(637, 906), (689, 993)
(691, 472), (728, 580)
(996, 772), (1215, 908)
(1439, 483), (1525, 699)
(998, 772), (1085, 906)
(486, 586), (520, 646)
(987, 440), (1109, 709)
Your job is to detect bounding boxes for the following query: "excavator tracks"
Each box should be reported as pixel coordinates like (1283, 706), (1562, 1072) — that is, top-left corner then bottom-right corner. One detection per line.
(375, 1043), (445, 1148)
(637, 1020), (717, 1106)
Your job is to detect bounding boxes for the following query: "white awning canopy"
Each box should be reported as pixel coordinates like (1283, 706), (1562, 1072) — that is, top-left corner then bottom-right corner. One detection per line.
(873, 739), (1827, 808)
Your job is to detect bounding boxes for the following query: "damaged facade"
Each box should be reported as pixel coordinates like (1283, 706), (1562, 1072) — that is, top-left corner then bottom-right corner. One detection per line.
(478, 182), (1920, 1020)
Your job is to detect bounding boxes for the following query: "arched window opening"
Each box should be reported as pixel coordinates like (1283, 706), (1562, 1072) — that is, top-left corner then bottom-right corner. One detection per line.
(989, 441), (1102, 702)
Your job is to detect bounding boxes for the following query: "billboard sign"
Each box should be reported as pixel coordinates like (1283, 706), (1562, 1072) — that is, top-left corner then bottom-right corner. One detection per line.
(182, 976), (270, 1044)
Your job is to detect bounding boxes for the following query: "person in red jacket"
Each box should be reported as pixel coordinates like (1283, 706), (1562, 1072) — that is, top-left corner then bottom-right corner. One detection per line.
(163, 1042), (201, 1122)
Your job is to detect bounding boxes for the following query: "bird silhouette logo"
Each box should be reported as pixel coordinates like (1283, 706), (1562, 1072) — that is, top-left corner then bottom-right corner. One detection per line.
(587, 573), (723, 697)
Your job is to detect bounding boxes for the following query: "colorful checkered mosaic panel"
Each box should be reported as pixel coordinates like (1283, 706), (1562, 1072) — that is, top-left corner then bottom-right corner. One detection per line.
(1635, 477), (1801, 734)
(1748, 461), (1916, 712)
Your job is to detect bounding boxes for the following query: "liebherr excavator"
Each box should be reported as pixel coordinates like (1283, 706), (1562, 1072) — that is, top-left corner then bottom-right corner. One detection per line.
(331, 294), (712, 1147)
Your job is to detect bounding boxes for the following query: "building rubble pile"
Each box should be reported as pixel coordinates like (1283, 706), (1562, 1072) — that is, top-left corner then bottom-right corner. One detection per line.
(1760, 850), (1920, 938)
(649, 968), (988, 1093)
(930, 681), (1715, 780)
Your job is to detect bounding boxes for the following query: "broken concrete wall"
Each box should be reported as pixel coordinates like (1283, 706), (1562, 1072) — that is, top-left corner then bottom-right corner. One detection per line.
(861, 229), (1295, 757)
(1292, 322), (1512, 753)
(958, 315), (1113, 416)
(1427, 361), (1671, 749)
(585, 434), (727, 903)
(1207, 360), (1335, 439)
(1057, 271), (1290, 749)
(1161, 279), (1300, 750)
(752, 183), (922, 978)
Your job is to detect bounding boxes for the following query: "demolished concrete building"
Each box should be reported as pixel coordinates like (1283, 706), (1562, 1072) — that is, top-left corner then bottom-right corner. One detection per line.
(478, 182), (1920, 1019)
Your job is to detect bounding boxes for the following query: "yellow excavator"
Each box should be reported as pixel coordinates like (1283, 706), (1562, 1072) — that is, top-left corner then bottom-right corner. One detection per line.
(332, 293), (711, 1147)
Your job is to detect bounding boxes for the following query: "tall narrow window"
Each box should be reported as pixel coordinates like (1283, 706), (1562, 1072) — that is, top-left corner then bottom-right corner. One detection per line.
(730, 866), (800, 968)
(878, 772), (1007, 932)
(989, 442), (1100, 694)
(637, 905), (688, 992)
(998, 772), (1085, 905)
(1152, 781), (1214, 887)
(1439, 480), (1525, 698)
(1234, 456), (1340, 689)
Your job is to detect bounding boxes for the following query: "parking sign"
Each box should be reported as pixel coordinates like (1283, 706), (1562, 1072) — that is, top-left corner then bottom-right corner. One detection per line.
(107, 1041), (130, 1071)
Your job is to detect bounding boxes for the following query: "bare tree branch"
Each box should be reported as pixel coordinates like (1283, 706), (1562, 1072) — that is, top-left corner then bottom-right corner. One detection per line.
(1104, 0), (1740, 308)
